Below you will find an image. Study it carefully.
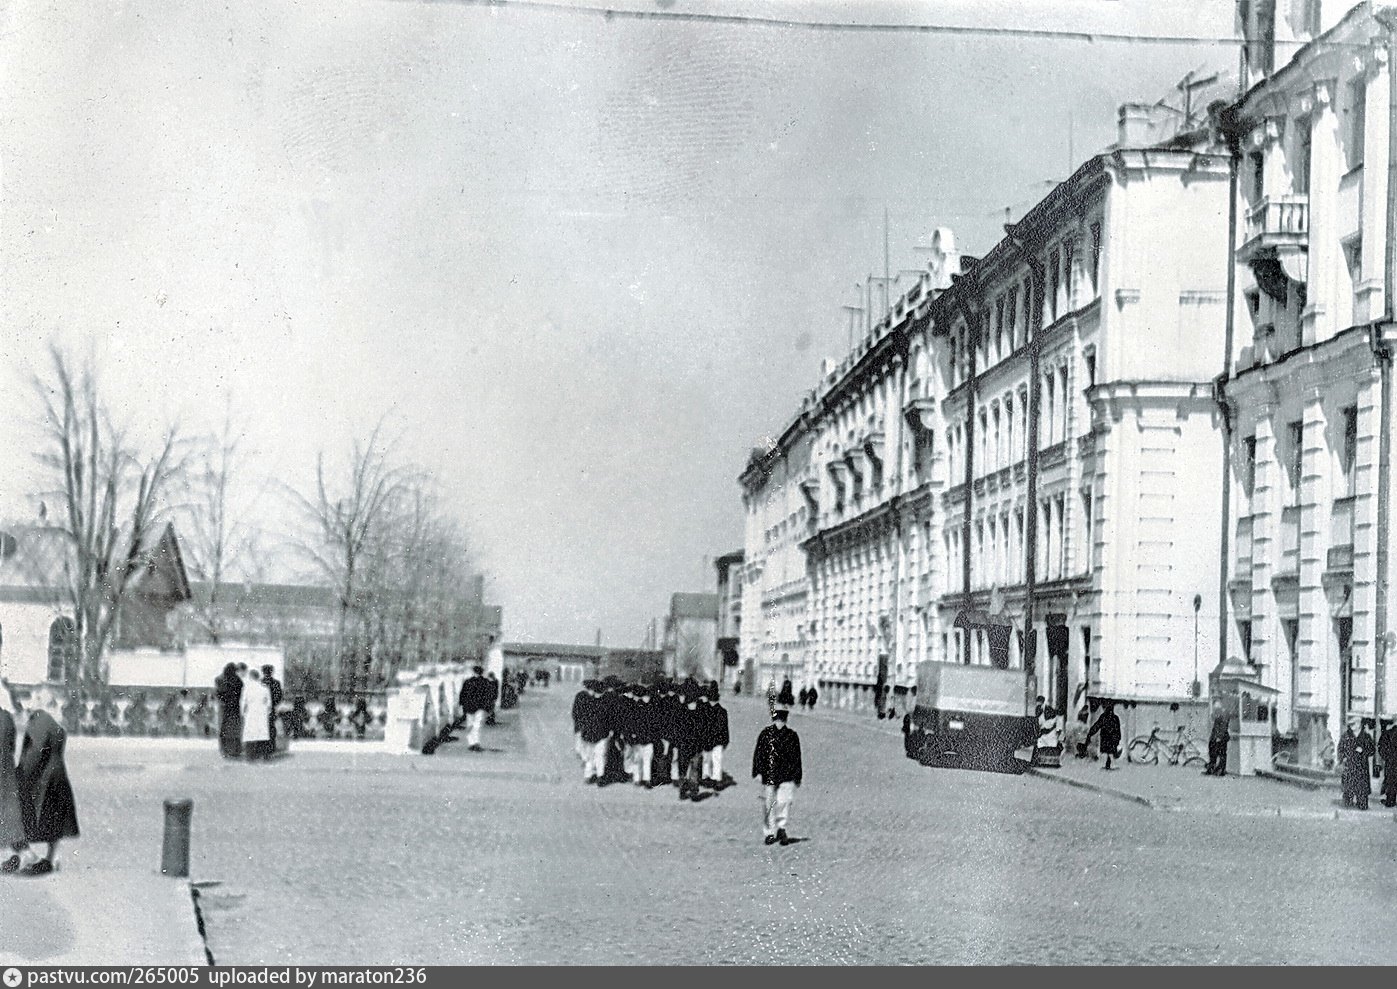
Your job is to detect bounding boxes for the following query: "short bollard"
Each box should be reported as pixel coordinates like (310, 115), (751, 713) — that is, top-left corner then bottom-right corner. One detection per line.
(161, 798), (194, 878)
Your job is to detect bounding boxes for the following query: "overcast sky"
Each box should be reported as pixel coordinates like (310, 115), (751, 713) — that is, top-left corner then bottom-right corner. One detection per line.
(0, 0), (1236, 646)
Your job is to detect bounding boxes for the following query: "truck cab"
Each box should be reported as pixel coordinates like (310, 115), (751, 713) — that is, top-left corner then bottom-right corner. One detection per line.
(909, 660), (1037, 771)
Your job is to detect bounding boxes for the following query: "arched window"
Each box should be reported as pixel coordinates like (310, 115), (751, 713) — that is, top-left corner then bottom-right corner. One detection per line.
(48, 617), (76, 683)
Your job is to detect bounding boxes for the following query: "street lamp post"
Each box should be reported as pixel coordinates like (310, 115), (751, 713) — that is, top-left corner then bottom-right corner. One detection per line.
(1192, 594), (1203, 698)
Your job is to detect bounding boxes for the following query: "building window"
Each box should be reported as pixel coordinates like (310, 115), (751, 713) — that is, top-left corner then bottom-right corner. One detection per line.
(1004, 395), (1015, 464)
(1048, 248), (1060, 322)
(992, 403), (1002, 469)
(1340, 405), (1358, 494)
(1015, 508), (1025, 582)
(1242, 435), (1258, 499)
(1062, 241), (1074, 311)
(1084, 349), (1097, 390)
(1043, 373), (1056, 449)
(1346, 77), (1366, 171)
(1294, 115), (1312, 195)
(1089, 222), (1102, 293)
(1007, 285), (1019, 349)
(1344, 237), (1363, 320)
(1239, 620), (1253, 662)
(47, 617), (76, 683)
(1253, 0), (1275, 77)
(1248, 151), (1265, 203)
(1286, 420), (1304, 501)
(1080, 487), (1093, 574)
(1057, 365), (1070, 442)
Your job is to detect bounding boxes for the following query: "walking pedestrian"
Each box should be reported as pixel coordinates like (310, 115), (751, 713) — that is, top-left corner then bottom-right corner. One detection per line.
(0, 698), (32, 874)
(1035, 705), (1062, 768)
(15, 707), (80, 875)
(807, 684), (818, 709)
(459, 665), (494, 752)
(674, 689), (705, 801)
(261, 665), (283, 752)
(1204, 702), (1231, 776)
(1086, 701), (1122, 770)
(777, 678), (796, 709)
(214, 663), (243, 759)
(1340, 719), (1375, 810)
(1377, 718), (1397, 808)
(751, 705), (802, 845)
(484, 672), (500, 725)
(240, 668), (274, 762)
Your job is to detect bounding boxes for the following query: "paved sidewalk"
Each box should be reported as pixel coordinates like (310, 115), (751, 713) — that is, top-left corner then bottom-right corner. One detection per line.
(0, 867), (209, 965)
(1029, 755), (1397, 823)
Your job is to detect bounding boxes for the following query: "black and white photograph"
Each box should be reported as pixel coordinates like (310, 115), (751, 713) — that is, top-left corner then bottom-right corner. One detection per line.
(0, 0), (1394, 968)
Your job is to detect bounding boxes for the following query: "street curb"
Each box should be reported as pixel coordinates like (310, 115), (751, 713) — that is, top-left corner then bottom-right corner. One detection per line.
(1027, 767), (1397, 823)
(1024, 765), (1155, 808)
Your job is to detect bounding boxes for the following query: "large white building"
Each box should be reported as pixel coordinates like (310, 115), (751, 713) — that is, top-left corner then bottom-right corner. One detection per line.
(739, 414), (815, 693)
(1221, 0), (1397, 763)
(928, 132), (1232, 727)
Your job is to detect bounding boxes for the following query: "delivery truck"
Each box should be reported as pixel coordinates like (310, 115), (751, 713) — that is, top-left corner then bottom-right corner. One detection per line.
(908, 660), (1037, 770)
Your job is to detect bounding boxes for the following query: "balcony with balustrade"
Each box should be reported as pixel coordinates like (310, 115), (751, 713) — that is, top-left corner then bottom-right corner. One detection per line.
(1238, 194), (1309, 264)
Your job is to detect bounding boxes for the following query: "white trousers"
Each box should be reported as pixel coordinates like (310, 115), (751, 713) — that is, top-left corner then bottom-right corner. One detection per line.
(588, 739), (609, 779)
(465, 710), (485, 747)
(702, 745), (725, 780)
(761, 782), (796, 836)
(631, 743), (653, 783)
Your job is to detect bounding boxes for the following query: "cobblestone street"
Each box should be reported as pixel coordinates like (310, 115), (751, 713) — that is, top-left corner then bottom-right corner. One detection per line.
(49, 690), (1397, 965)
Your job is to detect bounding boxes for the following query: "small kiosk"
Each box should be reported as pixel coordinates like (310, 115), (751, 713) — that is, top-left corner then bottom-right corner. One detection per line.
(1209, 656), (1279, 776)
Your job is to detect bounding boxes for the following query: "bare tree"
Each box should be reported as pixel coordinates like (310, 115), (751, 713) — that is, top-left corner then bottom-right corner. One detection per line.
(286, 420), (410, 694)
(31, 345), (185, 685)
(181, 408), (263, 643)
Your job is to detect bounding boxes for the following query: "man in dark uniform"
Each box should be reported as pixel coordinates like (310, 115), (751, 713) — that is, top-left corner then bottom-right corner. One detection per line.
(1086, 701), (1122, 770)
(261, 665), (284, 751)
(578, 681), (612, 784)
(751, 705), (802, 845)
(777, 678), (796, 709)
(1378, 718), (1397, 808)
(571, 681), (594, 773)
(628, 688), (658, 787)
(675, 688), (707, 801)
(1204, 702), (1230, 776)
(703, 688), (731, 787)
(1340, 719), (1376, 810)
(458, 665), (494, 751)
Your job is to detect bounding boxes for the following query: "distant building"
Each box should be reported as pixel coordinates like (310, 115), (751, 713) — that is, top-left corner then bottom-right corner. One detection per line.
(713, 550), (743, 689)
(0, 520), (281, 690)
(662, 592), (720, 682)
(739, 421), (814, 695)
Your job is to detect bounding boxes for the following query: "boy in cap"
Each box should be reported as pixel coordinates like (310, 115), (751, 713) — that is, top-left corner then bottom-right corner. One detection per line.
(751, 704), (802, 844)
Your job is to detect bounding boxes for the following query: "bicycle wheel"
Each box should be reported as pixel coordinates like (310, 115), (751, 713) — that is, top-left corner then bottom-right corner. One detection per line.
(1128, 737), (1158, 765)
(1180, 743), (1206, 767)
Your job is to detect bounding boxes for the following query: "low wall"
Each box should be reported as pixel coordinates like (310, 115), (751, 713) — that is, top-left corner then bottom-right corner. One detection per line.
(7, 683), (389, 741)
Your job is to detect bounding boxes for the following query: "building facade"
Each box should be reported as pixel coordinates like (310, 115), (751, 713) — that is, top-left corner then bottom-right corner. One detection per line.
(740, 84), (1240, 729)
(662, 592), (720, 682)
(1222, 0), (1397, 763)
(739, 421), (814, 693)
(927, 136), (1232, 728)
(713, 550), (743, 689)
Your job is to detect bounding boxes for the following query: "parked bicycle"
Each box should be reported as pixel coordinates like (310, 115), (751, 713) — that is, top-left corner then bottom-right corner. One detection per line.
(1128, 725), (1205, 767)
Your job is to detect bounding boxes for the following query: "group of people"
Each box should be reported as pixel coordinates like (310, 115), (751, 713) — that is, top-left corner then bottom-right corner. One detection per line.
(765, 678), (820, 712)
(569, 675), (807, 845)
(214, 662), (284, 761)
(571, 676), (732, 800)
(0, 681), (79, 878)
(1339, 718), (1397, 811)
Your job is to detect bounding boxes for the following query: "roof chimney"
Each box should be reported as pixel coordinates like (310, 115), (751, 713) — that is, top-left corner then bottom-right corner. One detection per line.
(1117, 103), (1158, 149)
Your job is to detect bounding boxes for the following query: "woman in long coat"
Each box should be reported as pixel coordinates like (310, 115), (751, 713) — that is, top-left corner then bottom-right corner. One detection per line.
(214, 663), (243, 758)
(240, 668), (273, 761)
(0, 708), (31, 873)
(16, 708), (79, 875)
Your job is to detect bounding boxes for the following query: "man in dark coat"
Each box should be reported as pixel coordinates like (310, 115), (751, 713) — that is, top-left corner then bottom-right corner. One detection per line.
(16, 708), (79, 875)
(807, 684), (818, 709)
(459, 666), (494, 751)
(628, 689), (658, 787)
(261, 665), (283, 750)
(484, 672), (500, 725)
(703, 693), (731, 787)
(214, 664), (243, 759)
(672, 691), (705, 801)
(1204, 703), (1230, 776)
(1340, 721), (1375, 810)
(1378, 719), (1397, 808)
(777, 678), (796, 709)
(1086, 701), (1122, 770)
(578, 681), (613, 784)
(752, 706), (803, 845)
(1, 707), (29, 874)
